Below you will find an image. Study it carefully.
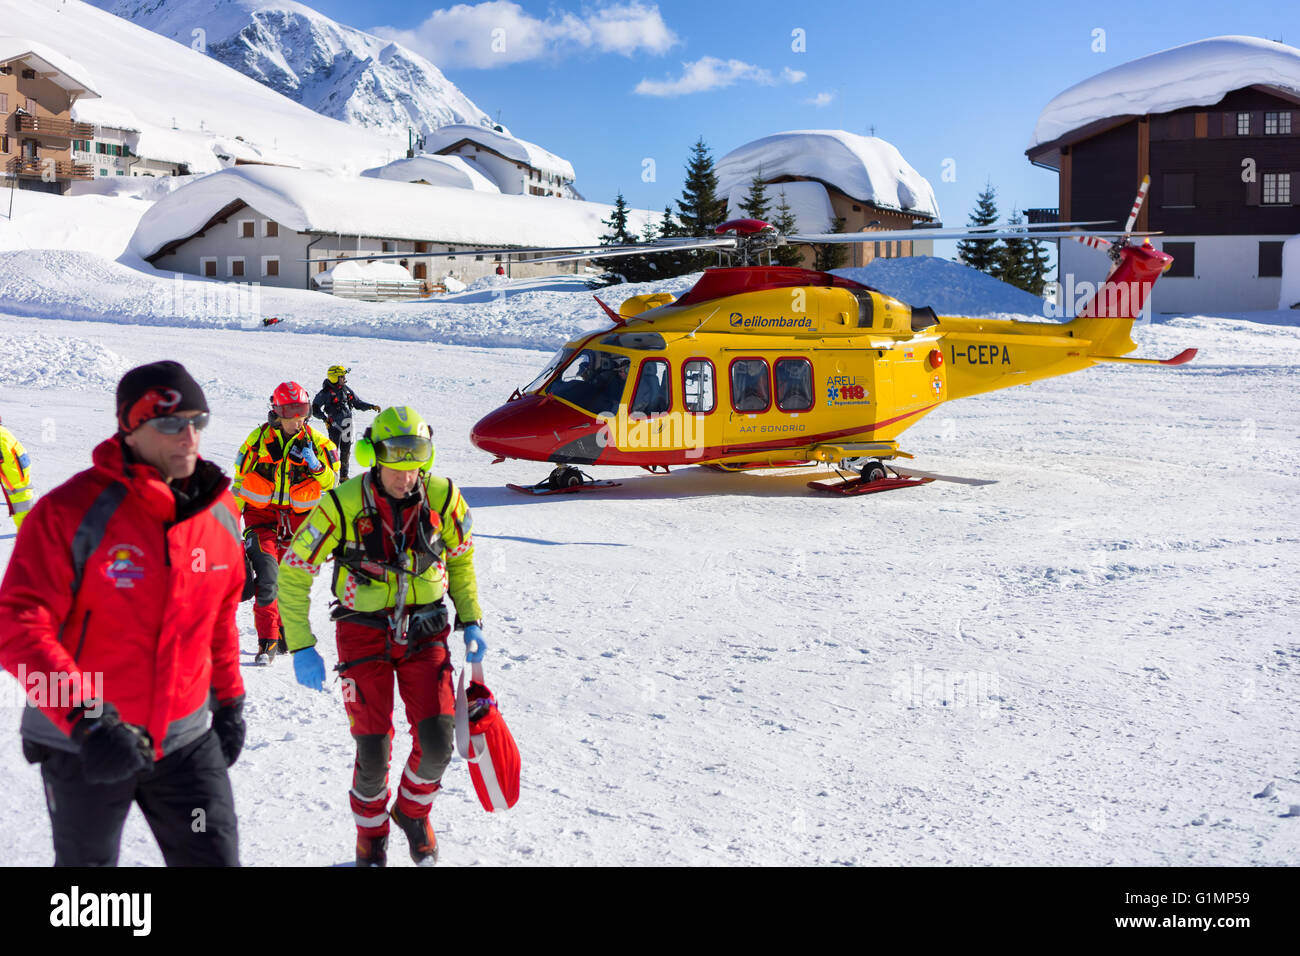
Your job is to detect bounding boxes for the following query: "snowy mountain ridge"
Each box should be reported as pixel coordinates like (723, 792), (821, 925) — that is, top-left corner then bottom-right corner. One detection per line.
(86, 0), (496, 139)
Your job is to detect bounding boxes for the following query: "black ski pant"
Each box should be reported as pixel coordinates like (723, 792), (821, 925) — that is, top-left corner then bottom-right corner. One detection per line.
(36, 728), (239, 867)
(328, 425), (352, 481)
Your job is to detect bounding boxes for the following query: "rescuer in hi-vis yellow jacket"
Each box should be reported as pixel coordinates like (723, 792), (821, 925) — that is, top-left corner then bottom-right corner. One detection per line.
(233, 381), (339, 664)
(277, 406), (485, 867)
(0, 421), (35, 531)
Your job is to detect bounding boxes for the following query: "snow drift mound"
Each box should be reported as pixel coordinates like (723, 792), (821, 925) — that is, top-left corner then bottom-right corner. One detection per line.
(834, 256), (1047, 318)
(0, 332), (128, 390)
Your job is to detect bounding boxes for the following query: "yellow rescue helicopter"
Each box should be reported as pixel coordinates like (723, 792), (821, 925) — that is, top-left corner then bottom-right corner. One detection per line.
(468, 180), (1194, 495)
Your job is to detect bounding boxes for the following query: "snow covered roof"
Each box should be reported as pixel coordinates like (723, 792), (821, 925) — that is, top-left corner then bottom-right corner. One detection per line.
(130, 165), (654, 259)
(1030, 36), (1300, 151)
(725, 180), (833, 234)
(361, 155), (500, 193)
(72, 98), (143, 132)
(0, 36), (100, 98)
(423, 124), (576, 182)
(716, 130), (939, 220)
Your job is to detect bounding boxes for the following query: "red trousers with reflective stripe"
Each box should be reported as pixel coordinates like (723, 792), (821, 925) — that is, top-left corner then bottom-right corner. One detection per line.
(337, 619), (454, 836)
(246, 509), (305, 645)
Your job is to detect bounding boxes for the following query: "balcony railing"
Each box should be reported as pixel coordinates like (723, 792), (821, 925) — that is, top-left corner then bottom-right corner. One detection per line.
(1025, 208), (1060, 225)
(13, 114), (96, 139)
(4, 158), (95, 180)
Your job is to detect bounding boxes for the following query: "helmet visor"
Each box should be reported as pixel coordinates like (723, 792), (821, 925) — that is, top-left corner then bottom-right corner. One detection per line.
(374, 434), (433, 466)
(275, 403), (311, 419)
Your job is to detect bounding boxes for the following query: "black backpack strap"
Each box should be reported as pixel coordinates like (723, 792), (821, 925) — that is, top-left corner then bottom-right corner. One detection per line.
(69, 482), (128, 596)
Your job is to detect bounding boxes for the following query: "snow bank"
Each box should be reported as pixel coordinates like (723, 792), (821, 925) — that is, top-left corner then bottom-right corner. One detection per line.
(717, 130), (940, 219)
(835, 256), (1047, 318)
(0, 331), (128, 389)
(0, 190), (153, 259)
(1031, 36), (1300, 147)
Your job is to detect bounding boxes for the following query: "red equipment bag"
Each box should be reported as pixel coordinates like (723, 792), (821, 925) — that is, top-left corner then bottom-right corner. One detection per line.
(454, 662), (520, 812)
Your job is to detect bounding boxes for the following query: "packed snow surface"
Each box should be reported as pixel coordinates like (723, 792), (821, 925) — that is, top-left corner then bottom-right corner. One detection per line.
(716, 130), (940, 220)
(1030, 36), (1300, 148)
(0, 299), (1297, 866)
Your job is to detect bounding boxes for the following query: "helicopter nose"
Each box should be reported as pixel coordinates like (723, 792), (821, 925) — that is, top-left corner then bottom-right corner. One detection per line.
(471, 394), (602, 461)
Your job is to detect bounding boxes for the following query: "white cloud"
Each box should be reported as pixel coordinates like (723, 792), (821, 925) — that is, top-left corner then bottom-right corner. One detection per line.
(805, 91), (834, 107)
(635, 56), (806, 97)
(373, 1), (677, 69)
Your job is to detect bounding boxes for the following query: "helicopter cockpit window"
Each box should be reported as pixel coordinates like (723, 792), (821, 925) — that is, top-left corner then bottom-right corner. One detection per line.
(774, 358), (814, 412)
(730, 358), (771, 413)
(545, 348), (631, 416)
(630, 359), (671, 416)
(524, 347), (574, 394)
(683, 359), (715, 413)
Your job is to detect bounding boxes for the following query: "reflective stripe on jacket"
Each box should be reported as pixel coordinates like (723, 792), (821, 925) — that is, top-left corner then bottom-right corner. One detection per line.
(0, 425), (35, 522)
(233, 422), (338, 513)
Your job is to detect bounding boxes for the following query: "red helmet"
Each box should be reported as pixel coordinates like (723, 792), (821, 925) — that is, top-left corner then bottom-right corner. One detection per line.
(271, 382), (310, 406)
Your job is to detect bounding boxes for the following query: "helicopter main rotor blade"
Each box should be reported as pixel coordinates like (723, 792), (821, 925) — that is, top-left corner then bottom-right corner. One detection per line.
(531, 239), (736, 264)
(789, 229), (1159, 243)
(297, 244), (638, 264)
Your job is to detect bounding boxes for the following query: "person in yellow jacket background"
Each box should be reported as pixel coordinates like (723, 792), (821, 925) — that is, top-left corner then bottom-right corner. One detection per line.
(0, 419), (35, 532)
(278, 406), (485, 867)
(234, 381), (339, 664)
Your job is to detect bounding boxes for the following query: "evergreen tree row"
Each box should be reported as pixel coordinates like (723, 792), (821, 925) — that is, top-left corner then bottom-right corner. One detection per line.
(956, 183), (1051, 296)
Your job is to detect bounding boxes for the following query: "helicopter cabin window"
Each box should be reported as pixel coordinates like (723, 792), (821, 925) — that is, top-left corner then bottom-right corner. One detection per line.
(683, 359), (716, 413)
(730, 359), (771, 413)
(545, 349), (631, 416)
(774, 358), (814, 412)
(630, 360), (671, 416)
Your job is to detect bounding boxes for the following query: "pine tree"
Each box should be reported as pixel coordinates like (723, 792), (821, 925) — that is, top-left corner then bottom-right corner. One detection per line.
(592, 192), (656, 284)
(956, 182), (1000, 274)
(994, 210), (1033, 291)
(738, 171), (770, 222)
(813, 216), (849, 272)
(770, 189), (805, 267)
(1026, 237), (1051, 297)
(650, 204), (692, 278)
(599, 191), (635, 246)
(676, 138), (728, 272)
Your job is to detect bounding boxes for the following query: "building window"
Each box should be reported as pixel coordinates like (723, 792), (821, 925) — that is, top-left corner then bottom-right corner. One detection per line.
(730, 358), (771, 413)
(0, 136), (7, 154)
(239, 220), (255, 238)
(0, 93), (7, 113)
(228, 258), (245, 278)
(1161, 172), (1195, 208)
(774, 358), (814, 412)
(1263, 173), (1291, 205)
(1162, 242), (1195, 278)
(99, 169), (108, 177)
(201, 258), (217, 278)
(682, 359), (716, 413)
(264, 220), (278, 238)
(1237, 112), (1251, 135)
(1259, 242), (1284, 278)
(21, 69), (35, 80)
(262, 257), (279, 277)
(1265, 112), (1292, 135)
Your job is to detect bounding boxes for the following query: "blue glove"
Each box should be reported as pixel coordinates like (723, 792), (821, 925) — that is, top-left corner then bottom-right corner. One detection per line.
(293, 645), (327, 690)
(291, 442), (322, 472)
(463, 623), (487, 663)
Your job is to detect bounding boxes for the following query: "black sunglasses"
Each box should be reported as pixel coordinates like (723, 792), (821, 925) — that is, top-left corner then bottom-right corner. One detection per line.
(145, 412), (211, 435)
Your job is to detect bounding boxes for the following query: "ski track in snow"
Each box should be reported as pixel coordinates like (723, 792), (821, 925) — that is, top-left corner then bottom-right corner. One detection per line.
(0, 303), (1297, 867)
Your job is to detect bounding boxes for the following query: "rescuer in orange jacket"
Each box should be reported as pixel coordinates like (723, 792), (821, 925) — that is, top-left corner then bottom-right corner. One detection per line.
(0, 361), (245, 866)
(234, 381), (339, 664)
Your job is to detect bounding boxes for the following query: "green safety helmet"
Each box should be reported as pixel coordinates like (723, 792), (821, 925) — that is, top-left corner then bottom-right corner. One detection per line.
(355, 406), (435, 472)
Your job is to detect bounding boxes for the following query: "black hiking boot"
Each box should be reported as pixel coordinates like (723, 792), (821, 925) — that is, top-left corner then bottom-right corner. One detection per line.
(390, 805), (438, 866)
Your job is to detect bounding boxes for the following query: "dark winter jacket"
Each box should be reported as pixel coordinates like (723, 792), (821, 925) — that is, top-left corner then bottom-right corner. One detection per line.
(0, 437), (246, 758)
(312, 380), (378, 430)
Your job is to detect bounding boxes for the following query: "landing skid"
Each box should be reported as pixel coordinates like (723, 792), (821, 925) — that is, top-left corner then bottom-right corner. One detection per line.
(807, 473), (934, 495)
(507, 465), (622, 496)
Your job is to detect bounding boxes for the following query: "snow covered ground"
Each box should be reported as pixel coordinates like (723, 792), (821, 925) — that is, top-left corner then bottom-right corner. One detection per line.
(0, 276), (1297, 865)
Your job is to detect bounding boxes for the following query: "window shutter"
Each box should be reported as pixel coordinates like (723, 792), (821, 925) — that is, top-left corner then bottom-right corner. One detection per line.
(267, 259), (279, 277)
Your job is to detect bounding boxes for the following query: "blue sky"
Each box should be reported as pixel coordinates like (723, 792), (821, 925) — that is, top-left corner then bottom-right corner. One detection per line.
(308, 0), (1295, 238)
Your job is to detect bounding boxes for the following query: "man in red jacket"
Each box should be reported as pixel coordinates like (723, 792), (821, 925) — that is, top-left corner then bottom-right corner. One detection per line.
(0, 361), (246, 867)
